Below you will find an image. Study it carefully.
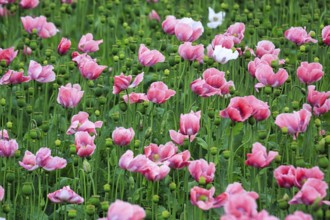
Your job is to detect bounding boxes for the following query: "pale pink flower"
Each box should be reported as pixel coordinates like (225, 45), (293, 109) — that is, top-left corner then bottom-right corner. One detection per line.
(162, 15), (177, 35)
(0, 6), (10, 17)
(188, 159), (215, 184)
(141, 161), (170, 181)
(222, 182), (259, 200)
(225, 22), (245, 44)
(35, 147), (52, 167)
(322, 25), (330, 45)
(42, 156), (67, 171)
(178, 42), (204, 64)
(48, 186), (84, 204)
(0, 139), (18, 157)
(0, 129), (9, 140)
(112, 127), (135, 146)
(21, 16), (58, 38)
(78, 33), (103, 53)
(255, 40), (280, 58)
(67, 111), (103, 135)
(57, 83), (84, 108)
(169, 130), (195, 145)
(223, 193), (258, 218)
(149, 10), (160, 22)
(180, 110), (201, 136)
(245, 142), (278, 168)
(57, 37), (71, 55)
(75, 131), (96, 157)
(294, 166), (324, 188)
(166, 150), (191, 169)
(20, 0), (39, 9)
(28, 60), (55, 83)
(113, 72), (144, 94)
(255, 210), (279, 220)
(297, 62), (324, 84)
(0, 47), (18, 65)
(255, 64), (288, 91)
(147, 81), (175, 104)
(0, 185), (4, 201)
(284, 27), (317, 45)
(123, 92), (148, 104)
(244, 95), (271, 121)
(285, 211), (313, 220)
(248, 54), (285, 77)
(138, 44), (165, 67)
(273, 165), (296, 188)
(190, 186), (227, 210)
(23, 46), (32, 56)
(174, 17), (204, 42)
(144, 142), (177, 164)
(211, 34), (235, 49)
(19, 150), (39, 171)
(76, 56), (107, 80)
(307, 85), (330, 108)
(0, 70), (31, 85)
(104, 200), (145, 220)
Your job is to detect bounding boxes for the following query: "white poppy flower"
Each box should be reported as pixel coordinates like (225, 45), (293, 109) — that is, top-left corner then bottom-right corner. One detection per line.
(212, 45), (239, 64)
(207, 7), (226, 29)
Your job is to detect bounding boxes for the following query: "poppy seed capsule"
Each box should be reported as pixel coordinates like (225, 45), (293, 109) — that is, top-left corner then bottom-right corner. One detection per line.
(68, 209), (77, 218)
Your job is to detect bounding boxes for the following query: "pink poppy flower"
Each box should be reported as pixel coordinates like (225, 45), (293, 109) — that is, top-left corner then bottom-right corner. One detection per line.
(244, 95), (271, 121)
(297, 62), (324, 84)
(284, 27), (317, 45)
(141, 161), (170, 181)
(190, 186), (227, 210)
(113, 72), (144, 94)
(61, 0), (74, 3)
(223, 182), (259, 201)
(119, 152), (149, 172)
(37, 21), (58, 38)
(169, 130), (195, 145)
(0, 6), (10, 17)
(42, 156), (67, 171)
(67, 111), (103, 135)
(57, 37), (71, 55)
(273, 165), (296, 188)
(275, 108), (311, 139)
(28, 60), (55, 83)
(223, 193), (258, 218)
(220, 97), (253, 122)
(119, 150), (135, 170)
(103, 200), (145, 220)
(19, 150), (39, 171)
(174, 17), (204, 42)
(144, 142), (177, 164)
(78, 33), (103, 53)
(166, 150), (191, 169)
(304, 101), (330, 116)
(225, 22), (245, 44)
(57, 83), (84, 108)
(178, 42), (204, 64)
(75, 131), (96, 157)
(322, 25), (330, 45)
(285, 211), (313, 220)
(76, 56), (107, 80)
(211, 34), (235, 49)
(21, 16), (58, 38)
(255, 64), (288, 91)
(0, 70), (30, 85)
(112, 127), (135, 146)
(255, 40), (280, 58)
(254, 210), (279, 220)
(0, 139), (18, 157)
(248, 54), (285, 77)
(294, 166), (324, 188)
(147, 81), (176, 104)
(23, 46), (32, 56)
(20, 0), (39, 9)
(123, 92), (148, 104)
(138, 44), (165, 67)
(289, 178), (330, 205)
(149, 10), (160, 22)
(188, 159), (215, 184)
(245, 142), (278, 168)
(48, 186), (84, 204)
(307, 85), (330, 108)
(162, 15), (178, 35)
(190, 68), (234, 97)
(0, 129), (9, 140)
(0, 185), (4, 201)
(179, 110), (201, 136)
(35, 147), (52, 167)
(0, 47), (18, 65)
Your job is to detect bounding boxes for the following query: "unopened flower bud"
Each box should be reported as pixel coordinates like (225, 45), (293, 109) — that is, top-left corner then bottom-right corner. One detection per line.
(223, 150), (230, 159)
(103, 183), (111, 192)
(169, 182), (176, 190)
(83, 159), (91, 173)
(162, 210), (170, 219)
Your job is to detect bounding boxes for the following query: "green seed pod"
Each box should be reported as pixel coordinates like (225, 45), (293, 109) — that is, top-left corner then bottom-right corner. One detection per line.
(277, 199), (289, 210)
(145, 127), (152, 139)
(85, 204), (96, 215)
(324, 135), (330, 145)
(0, 98), (6, 106)
(101, 201), (109, 212)
(105, 138), (113, 148)
(68, 209), (77, 219)
(6, 171), (15, 183)
(295, 157), (305, 167)
(210, 147), (217, 155)
(98, 96), (107, 105)
(55, 139), (61, 146)
(22, 182), (33, 195)
(69, 144), (76, 154)
(29, 129), (39, 140)
(152, 195), (159, 203)
(161, 210), (170, 219)
(169, 182), (176, 190)
(83, 159), (91, 173)
(223, 150), (230, 159)
(314, 118), (321, 127)
(318, 155), (329, 169)
(119, 102), (127, 112)
(198, 176), (206, 185)
(89, 195), (100, 206)
(134, 140), (141, 148)
(103, 183), (111, 192)
(264, 86), (272, 95)
(6, 121), (13, 129)
(26, 105), (33, 114)
(2, 203), (10, 214)
(316, 138), (325, 153)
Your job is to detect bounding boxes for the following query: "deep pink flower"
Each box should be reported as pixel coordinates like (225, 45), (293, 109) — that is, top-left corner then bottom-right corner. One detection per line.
(225, 22), (245, 44)
(244, 96), (271, 121)
(147, 81), (175, 104)
(0, 47), (18, 65)
(273, 165), (296, 188)
(178, 42), (204, 64)
(57, 37), (71, 55)
(162, 15), (178, 35)
(307, 85), (330, 108)
(166, 150), (191, 169)
(284, 27), (317, 45)
(188, 159), (215, 184)
(19, 150), (39, 171)
(149, 10), (160, 22)
(255, 64), (288, 91)
(174, 17), (204, 42)
(78, 33), (103, 53)
(28, 60), (55, 83)
(123, 92), (148, 104)
(0, 139), (18, 157)
(245, 142), (278, 168)
(211, 34), (235, 49)
(105, 200), (145, 220)
(322, 25), (330, 45)
(113, 72), (144, 94)
(297, 62), (324, 84)
(76, 56), (107, 80)
(67, 111), (103, 135)
(0, 70), (30, 85)
(112, 127), (135, 146)
(75, 131), (96, 157)
(0, 185), (4, 201)
(20, 0), (39, 9)
(289, 178), (330, 205)
(191, 68), (234, 97)
(169, 130), (195, 145)
(0, 129), (9, 140)
(190, 186), (227, 210)
(285, 211), (313, 220)
(179, 110), (201, 136)
(294, 166), (324, 188)
(275, 108), (312, 139)
(144, 142), (177, 164)
(48, 186), (84, 204)
(138, 44), (165, 67)
(220, 97), (253, 122)
(57, 83), (84, 108)
(256, 40), (280, 58)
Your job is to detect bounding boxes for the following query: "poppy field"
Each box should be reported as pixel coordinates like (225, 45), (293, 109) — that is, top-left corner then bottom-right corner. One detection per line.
(0, 0), (330, 219)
